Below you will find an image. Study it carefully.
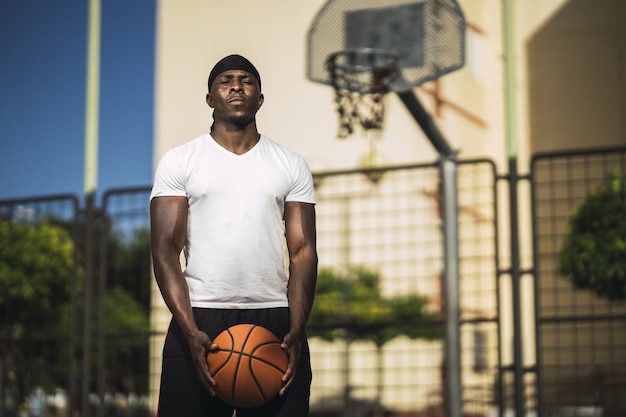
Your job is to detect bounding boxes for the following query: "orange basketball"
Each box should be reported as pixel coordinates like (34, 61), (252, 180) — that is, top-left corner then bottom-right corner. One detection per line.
(207, 324), (288, 408)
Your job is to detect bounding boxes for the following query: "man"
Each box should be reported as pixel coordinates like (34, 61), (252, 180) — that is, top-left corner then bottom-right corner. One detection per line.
(150, 54), (318, 417)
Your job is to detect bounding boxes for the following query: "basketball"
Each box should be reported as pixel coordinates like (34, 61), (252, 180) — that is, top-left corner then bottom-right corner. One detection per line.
(207, 324), (288, 408)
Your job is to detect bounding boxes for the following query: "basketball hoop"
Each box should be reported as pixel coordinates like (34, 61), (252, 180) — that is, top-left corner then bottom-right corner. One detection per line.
(325, 48), (400, 138)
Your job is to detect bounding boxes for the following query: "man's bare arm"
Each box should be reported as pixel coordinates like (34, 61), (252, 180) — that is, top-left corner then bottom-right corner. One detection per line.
(150, 196), (217, 394)
(280, 201), (318, 394)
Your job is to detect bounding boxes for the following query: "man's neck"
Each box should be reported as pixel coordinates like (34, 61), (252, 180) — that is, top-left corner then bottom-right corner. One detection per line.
(210, 123), (260, 155)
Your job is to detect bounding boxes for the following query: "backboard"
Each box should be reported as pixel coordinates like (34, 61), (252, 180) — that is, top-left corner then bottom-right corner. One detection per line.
(307, 0), (466, 92)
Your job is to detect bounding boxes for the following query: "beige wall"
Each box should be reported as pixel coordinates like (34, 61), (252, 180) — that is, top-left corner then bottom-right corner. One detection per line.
(516, 0), (626, 156)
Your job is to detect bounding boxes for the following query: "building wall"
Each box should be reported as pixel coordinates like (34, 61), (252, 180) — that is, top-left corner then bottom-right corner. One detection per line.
(516, 0), (626, 156)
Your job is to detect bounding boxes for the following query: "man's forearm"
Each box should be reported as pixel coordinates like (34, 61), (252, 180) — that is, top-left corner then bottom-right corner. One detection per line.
(153, 253), (198, 338)
(287, 249), (318, 340)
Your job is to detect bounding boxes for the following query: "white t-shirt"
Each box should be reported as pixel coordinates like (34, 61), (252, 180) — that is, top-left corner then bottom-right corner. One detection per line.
(150, 133), (316, 309)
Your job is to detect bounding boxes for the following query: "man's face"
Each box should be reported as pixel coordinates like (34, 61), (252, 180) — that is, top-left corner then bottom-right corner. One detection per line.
(206, 69), (264, 126)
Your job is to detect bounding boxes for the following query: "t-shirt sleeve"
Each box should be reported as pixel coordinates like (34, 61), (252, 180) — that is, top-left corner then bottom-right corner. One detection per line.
(149, 148), (188, 200)
(286, 155), (316, 204)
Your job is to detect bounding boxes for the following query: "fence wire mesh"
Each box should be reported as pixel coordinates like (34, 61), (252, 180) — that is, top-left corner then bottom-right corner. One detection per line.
(531, 146), (626, 417)
(310, 160), (499, 417)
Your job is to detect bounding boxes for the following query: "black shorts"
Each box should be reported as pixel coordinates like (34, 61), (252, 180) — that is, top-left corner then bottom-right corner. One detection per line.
(157, 307), (312, 417)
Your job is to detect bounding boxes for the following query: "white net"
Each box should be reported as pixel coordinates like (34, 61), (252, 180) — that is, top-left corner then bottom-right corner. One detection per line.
(326, 48), (399, 138)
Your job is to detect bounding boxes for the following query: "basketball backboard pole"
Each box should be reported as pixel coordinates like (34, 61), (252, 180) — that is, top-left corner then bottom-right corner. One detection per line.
(439, 153), (461, 417)
(396, 90), (455, 157)
(397, 87), (462, 417)
(307, 1), (465, 416)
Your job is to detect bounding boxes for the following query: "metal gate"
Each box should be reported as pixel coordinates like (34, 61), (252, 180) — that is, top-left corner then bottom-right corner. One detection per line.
(0, 188), (154, 417)
(531, 145), (626, 417)
(0, 195), (81, 417)
(309, 159), (501, 417)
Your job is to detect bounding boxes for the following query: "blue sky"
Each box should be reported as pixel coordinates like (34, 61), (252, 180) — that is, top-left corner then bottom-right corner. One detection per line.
(0, 0), (156, 201)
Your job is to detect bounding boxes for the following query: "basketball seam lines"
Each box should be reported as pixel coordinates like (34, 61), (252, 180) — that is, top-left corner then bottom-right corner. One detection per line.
(248, 341), (285, 403)
(232, 324), (257, 407)
(230, 326), (253, 406)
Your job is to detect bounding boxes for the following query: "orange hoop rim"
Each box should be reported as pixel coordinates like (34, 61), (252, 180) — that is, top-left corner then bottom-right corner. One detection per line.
(325, 48), (400, 95)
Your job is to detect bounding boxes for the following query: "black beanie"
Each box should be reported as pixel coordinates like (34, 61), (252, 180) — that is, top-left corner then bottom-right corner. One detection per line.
(208, 54), (261, 92)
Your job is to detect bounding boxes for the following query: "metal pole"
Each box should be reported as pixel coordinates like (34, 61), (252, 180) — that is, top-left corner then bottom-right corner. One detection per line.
(84, 0), (101, 197)
(396, 91), (454, 158)
(82, 193), (95, 417)
(441, 156), (462, 417)
(83, 1), (101, 415)
(396, 90), (461, 417)
(97, 203), (107, 417)
(508, 158), (525, 417)
(501, 0), (518, 161)
(66, 198), (80, 417)
(501, 1), (525, 415)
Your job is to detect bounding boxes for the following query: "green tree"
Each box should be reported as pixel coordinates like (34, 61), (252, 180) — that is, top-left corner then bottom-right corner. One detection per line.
(0, 215), (152, 414)
(72, 221), (152, 397)
(309, 266), (442, 345)
(102, 225), (152, 394)
(308, 266), (442, 413)
(559, 171), (626, 301)
(101, 286), (150, 393)
(0, 219), (74, 411)
(107, 227), (152, 310)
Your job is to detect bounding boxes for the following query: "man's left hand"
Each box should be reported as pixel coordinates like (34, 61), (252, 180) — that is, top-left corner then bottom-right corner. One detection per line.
(279, 332), (302, 396)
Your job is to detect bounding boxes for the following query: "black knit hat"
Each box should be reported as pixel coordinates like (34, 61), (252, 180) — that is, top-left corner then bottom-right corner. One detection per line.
(208, 54), (261, 92)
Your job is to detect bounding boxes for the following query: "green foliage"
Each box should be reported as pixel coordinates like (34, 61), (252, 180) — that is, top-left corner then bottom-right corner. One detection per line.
(103, 286), (150, 393)
(106, 286), (150, 338)
(559, 171), (626, 301)
(107, 227), (152, 309)
(101, 225), (152, 393)
(308, 266), (442, 345)
(0, 219), (75, 403)
(0, 220), (74, 336)
(0, 217), (152, 401)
